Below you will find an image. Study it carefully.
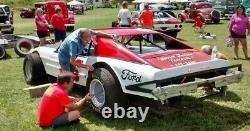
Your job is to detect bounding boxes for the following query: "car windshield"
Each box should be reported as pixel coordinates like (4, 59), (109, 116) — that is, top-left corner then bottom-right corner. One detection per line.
(199, 4), (212, 9)
(116, 34), (191, 55)
(4, 6), (10, 14)
(0, 8), (4, 15)
(154, 11), (172, 18)
(132, 11), (174, 19)
(150, 5), (170, 12)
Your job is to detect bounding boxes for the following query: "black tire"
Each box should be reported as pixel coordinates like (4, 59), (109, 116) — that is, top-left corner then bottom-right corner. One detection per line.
(168, 31), (178, 38)
(14, 38), (34, 57)
(89, 68), (128, 113)
(67, 26), (75, 32)
(213, 19), (220, 24)
(0, 45), (6, 60)
(23, 52), (47, 85)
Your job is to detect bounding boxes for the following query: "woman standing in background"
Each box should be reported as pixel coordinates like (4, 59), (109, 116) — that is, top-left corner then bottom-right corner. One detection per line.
(35, 8), (49, 46)
(229, 5), (249, 60)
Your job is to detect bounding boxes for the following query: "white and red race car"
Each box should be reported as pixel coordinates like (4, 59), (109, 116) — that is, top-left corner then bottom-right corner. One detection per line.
(23, 28), (243, 112)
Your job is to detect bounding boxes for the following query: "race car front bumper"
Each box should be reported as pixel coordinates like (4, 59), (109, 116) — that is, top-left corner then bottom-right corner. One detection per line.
(152, 68), (243, 101)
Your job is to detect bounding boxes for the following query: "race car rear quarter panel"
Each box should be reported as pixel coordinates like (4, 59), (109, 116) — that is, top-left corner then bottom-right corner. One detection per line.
(72, 56), (160, 99)
(154, 59), (231, 80)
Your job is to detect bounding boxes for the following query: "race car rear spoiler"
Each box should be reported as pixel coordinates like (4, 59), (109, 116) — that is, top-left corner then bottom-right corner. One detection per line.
(125, 64), (243, 94)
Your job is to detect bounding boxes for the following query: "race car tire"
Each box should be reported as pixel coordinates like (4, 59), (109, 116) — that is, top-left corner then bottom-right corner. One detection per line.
(23, 52), (47, 85)
(0, 45), (6, 60)
(15, 38), (34, 57)
(89, 68), (128, 113)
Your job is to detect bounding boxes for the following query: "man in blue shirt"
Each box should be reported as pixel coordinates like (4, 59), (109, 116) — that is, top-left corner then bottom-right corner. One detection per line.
(58, 28), (113, 72)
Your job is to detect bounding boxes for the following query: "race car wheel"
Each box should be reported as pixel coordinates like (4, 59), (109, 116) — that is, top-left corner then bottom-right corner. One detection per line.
(89, 68), (128, 113)
(15, 38), (34, 57)
(23, 52), (47, 85)
(0, 45), (6, 60)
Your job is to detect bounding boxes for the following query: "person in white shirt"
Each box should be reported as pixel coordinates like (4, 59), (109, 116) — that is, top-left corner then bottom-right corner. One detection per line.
(117, 1), (132, 27)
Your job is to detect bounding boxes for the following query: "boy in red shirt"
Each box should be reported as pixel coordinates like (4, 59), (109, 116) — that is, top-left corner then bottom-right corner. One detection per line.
(38, 72), (91, 128)
(51, 7), (66, 42)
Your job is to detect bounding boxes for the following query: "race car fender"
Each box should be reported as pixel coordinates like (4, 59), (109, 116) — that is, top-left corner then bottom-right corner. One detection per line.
(85, 56), (161, 99)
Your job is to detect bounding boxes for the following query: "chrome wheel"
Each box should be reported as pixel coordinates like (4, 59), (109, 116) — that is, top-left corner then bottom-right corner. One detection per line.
(89, 79), (105, 108)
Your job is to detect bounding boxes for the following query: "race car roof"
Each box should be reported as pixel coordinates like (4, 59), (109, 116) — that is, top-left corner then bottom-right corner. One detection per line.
(95, 28), (159, 36)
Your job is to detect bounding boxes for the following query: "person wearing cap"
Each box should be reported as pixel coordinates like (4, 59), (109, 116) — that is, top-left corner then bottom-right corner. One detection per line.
(51, 7), (66, 42)
(35, 8), (49, 46)
(58, 28), (114, 72)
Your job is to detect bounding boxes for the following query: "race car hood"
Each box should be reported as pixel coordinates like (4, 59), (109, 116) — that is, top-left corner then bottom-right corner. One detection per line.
(141, 49), (211, 69)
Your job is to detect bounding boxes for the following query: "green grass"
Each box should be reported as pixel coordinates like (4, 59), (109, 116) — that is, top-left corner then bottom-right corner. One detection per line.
(1, 8), (250, 131)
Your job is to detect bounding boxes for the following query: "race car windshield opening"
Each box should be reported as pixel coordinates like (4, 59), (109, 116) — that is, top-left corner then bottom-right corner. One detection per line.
(118, 34), (191, 54)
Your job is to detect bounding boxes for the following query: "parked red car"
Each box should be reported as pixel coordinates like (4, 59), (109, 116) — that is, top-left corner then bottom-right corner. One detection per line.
(19, 2), (46, 18)
(20, 8), (36, 18)
(19, 1), (75, 31)
(44, 1), (75, 31)
(178, 2), (221, 23)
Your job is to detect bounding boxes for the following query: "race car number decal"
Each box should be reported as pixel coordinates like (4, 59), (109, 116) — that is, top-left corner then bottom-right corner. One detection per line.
(121, 69), (142, 82)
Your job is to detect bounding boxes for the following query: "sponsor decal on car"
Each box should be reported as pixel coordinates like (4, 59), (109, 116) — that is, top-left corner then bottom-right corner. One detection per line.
(121, 69), (142, 82)
(159, 53), (195, 66)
